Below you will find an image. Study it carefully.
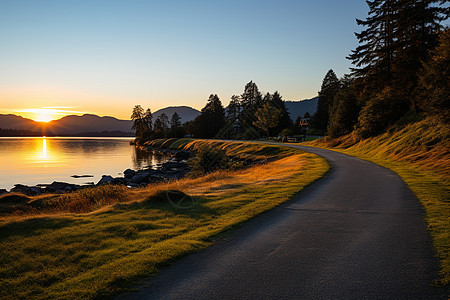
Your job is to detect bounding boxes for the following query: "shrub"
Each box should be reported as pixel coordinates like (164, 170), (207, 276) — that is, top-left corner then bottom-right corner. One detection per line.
(188, 145), (229, 176)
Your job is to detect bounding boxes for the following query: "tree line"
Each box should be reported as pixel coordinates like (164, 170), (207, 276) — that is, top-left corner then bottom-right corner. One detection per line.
(312, 0), (449, 138)
(131, 81), (311, 142)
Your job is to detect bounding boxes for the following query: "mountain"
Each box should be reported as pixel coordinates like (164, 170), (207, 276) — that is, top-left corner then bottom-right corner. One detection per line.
(45, 114), (133, 135)
(285, 97), (318, 121)
(0, 106), (201, 136)
(152, 106), (200, 123)
(0, 114), (43, 132)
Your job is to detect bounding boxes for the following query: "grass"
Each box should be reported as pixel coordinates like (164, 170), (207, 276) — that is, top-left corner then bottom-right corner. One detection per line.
(304, 117), (449, 285)
(0, 140), (328, 299)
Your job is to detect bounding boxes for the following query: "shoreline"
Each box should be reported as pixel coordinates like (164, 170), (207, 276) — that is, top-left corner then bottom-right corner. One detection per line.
(0, 148), (193, 196)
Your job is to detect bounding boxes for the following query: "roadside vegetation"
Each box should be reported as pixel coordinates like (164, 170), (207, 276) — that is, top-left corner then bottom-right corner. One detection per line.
(304, 117), (449, 285)
(0, 140), (328, 299)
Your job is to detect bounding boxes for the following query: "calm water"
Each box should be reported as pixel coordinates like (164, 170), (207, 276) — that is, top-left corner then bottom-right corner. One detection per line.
(0, 137), (168, 190)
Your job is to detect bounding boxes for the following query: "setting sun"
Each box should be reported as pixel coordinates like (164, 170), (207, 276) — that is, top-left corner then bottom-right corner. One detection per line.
(35, 110), (54, 122)
(17, 108), (65, 122)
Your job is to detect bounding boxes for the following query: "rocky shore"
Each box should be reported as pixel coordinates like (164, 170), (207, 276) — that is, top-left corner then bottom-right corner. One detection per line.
(1, 149), (193, 196)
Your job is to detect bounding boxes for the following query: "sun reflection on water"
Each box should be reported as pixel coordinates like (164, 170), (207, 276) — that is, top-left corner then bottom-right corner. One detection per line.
(42, 138), (47, 160)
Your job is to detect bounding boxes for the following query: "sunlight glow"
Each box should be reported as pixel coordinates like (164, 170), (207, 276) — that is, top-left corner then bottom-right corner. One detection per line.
(18, 108), (64, 122)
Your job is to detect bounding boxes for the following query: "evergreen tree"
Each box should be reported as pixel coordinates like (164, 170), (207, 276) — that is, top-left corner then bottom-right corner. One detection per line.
(327, 77), (360, 138)
(170, 112), (182, 129)
(348, 0), (448, 137)
(227, 95), (241, 123)
(417, 28), (450, 122)
(169, 112), (185, 138)
(240, 81), (263, 128)
(191, 94), (226, 138)
(311, 69), (340, 133)
(154, 113), (169, 138)
(268, 91), (292, 134)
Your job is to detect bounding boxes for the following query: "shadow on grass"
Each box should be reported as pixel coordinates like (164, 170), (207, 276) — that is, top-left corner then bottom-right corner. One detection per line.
(0, 217), (77, 240)
(111, 191), (218, 220)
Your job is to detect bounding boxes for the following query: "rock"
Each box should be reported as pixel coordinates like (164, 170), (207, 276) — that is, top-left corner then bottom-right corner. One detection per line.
(0, 189), (7, 195)
(131, 172), (151, 184)
(175, 150), (191, 161)
(123, 169), (137, 179)
(97, 175), (114, 185)
(48, 181), (71, 190)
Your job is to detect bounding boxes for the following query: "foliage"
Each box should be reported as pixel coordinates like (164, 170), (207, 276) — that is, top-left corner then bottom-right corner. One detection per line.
(311, 69), (340, 132)
(355, 87), (409, 138)
(417, 28), (450, 122)
(189, 94), (226, 138)
(327, 77), (360, 138)
(253, 102), (282, 137)
(345, 0), (448, 136)
(188, 146), (229, 176)
(266, 91), (292, 134)
(131, 105), (153, 142)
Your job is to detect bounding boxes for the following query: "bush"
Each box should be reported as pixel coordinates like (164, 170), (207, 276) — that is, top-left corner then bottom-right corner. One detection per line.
(356, 88), (409, 138)
(188, 146), (229, 176)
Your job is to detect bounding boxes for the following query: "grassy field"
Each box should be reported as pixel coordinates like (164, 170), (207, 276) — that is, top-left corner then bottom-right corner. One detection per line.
(0, 140), (328, 299)
(304, 117), (449, 285)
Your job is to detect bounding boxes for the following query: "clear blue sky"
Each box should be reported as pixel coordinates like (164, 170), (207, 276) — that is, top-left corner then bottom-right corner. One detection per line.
(0, 0), (368, 120)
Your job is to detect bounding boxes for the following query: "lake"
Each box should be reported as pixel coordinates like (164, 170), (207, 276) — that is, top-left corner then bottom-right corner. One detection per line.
(0, 137), (168, 190)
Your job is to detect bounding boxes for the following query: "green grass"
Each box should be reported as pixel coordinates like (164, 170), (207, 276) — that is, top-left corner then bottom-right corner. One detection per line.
(304, 117), (449, 285)
(0, 140), (329, 299)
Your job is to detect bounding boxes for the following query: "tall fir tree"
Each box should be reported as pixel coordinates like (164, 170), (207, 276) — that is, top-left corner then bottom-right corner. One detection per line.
(240, 81), (263, 128)
(192, 94), (226, 138)
(312, 69), (340, 133)
(267, 91), (292, 134)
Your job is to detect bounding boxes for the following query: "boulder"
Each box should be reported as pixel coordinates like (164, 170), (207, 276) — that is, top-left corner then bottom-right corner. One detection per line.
(123, 169), (136, 179)
(131, 171), (151, 184)
(97, 175), (114, 185)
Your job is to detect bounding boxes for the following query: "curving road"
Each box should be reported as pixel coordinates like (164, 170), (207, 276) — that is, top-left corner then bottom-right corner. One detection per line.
(118, 145), (446, 299)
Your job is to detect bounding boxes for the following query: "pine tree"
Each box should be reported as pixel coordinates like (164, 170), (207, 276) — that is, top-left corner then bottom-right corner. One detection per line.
(311, 69), (340, 133)
(417, 28), (450, 122)
(191, 94), (226, 138)
(327, 77), (360, 138)
(170, 112), (181, 129)
(268, 91), (292, 134)
(240, 81), (263, 128)
(227, 95), (241, 123)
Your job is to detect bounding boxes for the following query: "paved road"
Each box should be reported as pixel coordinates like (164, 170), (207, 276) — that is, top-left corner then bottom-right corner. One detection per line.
(118, 145), (446, 299)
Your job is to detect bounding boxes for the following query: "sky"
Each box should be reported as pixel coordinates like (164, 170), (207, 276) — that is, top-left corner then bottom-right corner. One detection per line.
(0, 0), (369, 121)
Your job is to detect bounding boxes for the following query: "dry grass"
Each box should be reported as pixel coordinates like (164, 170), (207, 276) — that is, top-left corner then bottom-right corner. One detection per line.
(304, 116), (449, 285)
(0, 140), (328, 299)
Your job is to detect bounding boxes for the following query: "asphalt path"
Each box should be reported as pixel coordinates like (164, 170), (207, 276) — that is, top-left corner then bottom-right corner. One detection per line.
(117, 145), (446, 299)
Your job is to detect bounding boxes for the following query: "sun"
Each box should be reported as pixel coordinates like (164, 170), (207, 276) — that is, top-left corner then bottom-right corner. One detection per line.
(23, 109), (58, 122)
(35, 111), (55, 122)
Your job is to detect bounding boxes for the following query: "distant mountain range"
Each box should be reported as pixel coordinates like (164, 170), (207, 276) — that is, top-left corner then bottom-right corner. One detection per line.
(0, 100), (316, 136)
(285, 97), (318, 121)
(0, 106), (201, 136)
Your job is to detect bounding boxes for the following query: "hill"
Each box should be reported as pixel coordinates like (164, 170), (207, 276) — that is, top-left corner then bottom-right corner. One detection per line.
(152, 106), (200, 123)
(0, 106), (200, 136)
(285, 97), (318, 121)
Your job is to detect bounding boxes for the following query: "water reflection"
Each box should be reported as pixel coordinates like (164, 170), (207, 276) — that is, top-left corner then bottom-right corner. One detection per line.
(0, 137), (169, 190)
(132, 147), (167, 170)
(42, 138), (47, 160)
